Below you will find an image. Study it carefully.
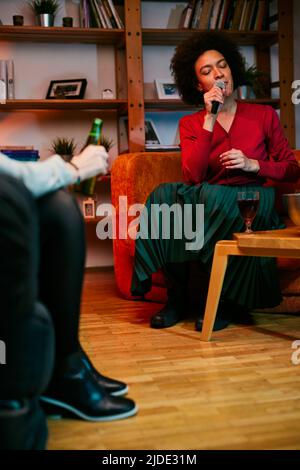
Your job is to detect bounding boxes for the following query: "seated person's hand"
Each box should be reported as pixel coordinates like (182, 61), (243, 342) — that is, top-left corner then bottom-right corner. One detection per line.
(219, 148), (260, 173)
(68, 144), (109, 182)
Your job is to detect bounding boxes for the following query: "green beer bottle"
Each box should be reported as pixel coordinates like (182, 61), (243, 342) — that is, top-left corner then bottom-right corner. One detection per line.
(81, 118), (103, 196)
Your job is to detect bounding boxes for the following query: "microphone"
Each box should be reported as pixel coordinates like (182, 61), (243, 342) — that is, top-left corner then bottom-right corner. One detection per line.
(211, 80), (225, 115)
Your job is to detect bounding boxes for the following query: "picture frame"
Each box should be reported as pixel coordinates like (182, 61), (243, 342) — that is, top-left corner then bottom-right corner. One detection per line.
(155, 78), (180, 100)
(120, 117), (162, 146)
(144, 119), (162, 145)
(46, 78), (87, 99)
(82, 198), (95, 219)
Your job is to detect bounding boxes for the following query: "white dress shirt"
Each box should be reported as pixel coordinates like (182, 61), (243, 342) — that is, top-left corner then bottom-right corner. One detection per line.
(0, 152), (76, 198)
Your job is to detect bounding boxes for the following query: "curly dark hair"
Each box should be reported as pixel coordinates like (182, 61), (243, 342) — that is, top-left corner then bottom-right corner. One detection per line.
(170, 31), (246, 106)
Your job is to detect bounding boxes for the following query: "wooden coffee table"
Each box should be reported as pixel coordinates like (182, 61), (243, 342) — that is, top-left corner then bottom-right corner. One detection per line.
(200, 226), (300, 341)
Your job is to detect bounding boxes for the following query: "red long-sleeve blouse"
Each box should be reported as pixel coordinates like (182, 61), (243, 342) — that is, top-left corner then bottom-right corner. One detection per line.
(179, 101), (300, 185)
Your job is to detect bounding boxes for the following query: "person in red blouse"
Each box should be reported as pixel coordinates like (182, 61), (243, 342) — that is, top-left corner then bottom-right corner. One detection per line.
(131, 32), (300, 331)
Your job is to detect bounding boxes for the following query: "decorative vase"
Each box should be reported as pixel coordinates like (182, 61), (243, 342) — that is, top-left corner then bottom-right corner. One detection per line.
(37, 14), (54, 27)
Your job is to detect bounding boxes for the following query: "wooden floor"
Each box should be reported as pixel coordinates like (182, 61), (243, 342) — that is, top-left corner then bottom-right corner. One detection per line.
(48, 270), (300, 450)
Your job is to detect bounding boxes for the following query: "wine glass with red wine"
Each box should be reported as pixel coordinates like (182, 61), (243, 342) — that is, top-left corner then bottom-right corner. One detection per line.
(237, 191), (260, 233)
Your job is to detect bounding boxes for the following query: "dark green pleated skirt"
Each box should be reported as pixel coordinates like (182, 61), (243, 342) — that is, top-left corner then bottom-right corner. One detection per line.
(131, 182), (285, 309)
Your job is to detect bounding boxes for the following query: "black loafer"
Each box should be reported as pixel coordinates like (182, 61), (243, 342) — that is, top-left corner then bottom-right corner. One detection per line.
(195, 300), (232, 332)
(195, 316), (230, 332)
(41, 356), (137, 422)
(79, 348), (128, 396)
(150, 302), (183, 328)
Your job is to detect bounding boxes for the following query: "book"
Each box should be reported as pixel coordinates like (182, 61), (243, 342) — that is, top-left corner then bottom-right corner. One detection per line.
(191, 0), (203, 29)
(0, 150), (40, 161)
(98, 0), (113, 28)
(0, 145), (34, 150)
(92, 0), (107, 28)
(179, 1), (195, 29)
(106, 0), (124, 28)
(198, 0), (214, 29)
(6, 60), (14, 100)
(2, 149), (40, 162)
(209, 0), (223, 30)
(0, 60), (7, 101)
(102, 0), (118, 28)
(145, 144), (180, 152)
(89, 0), (103, 27)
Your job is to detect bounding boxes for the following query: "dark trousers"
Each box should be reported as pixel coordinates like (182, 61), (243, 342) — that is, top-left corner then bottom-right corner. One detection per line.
(0, 174), (86, 448)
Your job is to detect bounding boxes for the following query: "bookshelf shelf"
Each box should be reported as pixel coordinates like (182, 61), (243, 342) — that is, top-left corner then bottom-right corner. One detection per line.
(0, 26), (125, 45)
(144, 98), (280, 112)
(142, 29), (278, 46)
(0, 99), (128, 112)
(144, 99), (195, 111)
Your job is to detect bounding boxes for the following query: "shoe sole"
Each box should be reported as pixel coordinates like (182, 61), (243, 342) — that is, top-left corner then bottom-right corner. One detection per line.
(40, 396), (138, 422)
(110, 385), (128, 397)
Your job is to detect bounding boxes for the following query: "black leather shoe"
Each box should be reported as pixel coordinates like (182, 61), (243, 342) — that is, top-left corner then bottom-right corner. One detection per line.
(41, 355), (137, 422)
(79, 348), (128, 396)
(150, 302), (183, 328)
(195, 315), (230, 332)
(195, 300), (232, 332)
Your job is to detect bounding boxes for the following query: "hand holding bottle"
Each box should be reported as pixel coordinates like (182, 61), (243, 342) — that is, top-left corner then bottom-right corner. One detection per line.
(68, 144), (109, 183)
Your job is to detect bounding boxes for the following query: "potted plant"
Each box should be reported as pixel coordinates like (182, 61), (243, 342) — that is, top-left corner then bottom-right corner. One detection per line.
(51, 135), (113, 163)
(28, 0), (60, 27)
(50, 137), (76, 163)
(98, 135), (114, 153)
(238, 61), (267, 99)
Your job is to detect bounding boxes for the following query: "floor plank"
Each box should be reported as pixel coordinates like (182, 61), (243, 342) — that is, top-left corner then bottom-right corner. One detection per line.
(48, 270), (300, 450)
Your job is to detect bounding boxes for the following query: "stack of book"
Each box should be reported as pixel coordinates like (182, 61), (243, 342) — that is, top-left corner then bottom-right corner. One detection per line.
(0, 146), (40, 162)
(179, 0), (270, 32)
(0, 60), (14, 101)
(79, 0), (124, 29)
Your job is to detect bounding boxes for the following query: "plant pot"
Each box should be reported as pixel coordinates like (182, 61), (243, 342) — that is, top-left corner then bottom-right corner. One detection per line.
(37, 14), (54, 27)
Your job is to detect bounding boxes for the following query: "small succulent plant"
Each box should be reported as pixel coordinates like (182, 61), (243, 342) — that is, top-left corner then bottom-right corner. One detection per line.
(99, 135), (114, 152)
(242, 60), (267, 98)
(28, 0), (60, 15)
(51, 137), (77, 162)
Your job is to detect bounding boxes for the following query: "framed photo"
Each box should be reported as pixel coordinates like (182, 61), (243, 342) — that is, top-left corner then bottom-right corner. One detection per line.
(46, 78), (87, 99)
(120, 117), (162, 146)
(145, 119), (161, 145)
(155, 78), (180, 100)
(83, 198), (95, 219)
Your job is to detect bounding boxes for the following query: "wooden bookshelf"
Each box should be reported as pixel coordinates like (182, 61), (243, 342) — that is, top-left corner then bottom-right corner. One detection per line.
(0, 26), (124, 45)
(144, 98), (280, 112)
(0, 0), (295, 150)
(0, 99), (127, 112)
(142, 29), (278, 46)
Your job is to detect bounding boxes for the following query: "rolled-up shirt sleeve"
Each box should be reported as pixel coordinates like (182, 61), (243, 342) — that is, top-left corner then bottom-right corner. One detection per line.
(0, 152), (76, 198)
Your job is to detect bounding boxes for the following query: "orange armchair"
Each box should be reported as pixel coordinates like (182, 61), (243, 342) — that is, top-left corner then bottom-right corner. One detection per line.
(111, 150), (300, 312)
